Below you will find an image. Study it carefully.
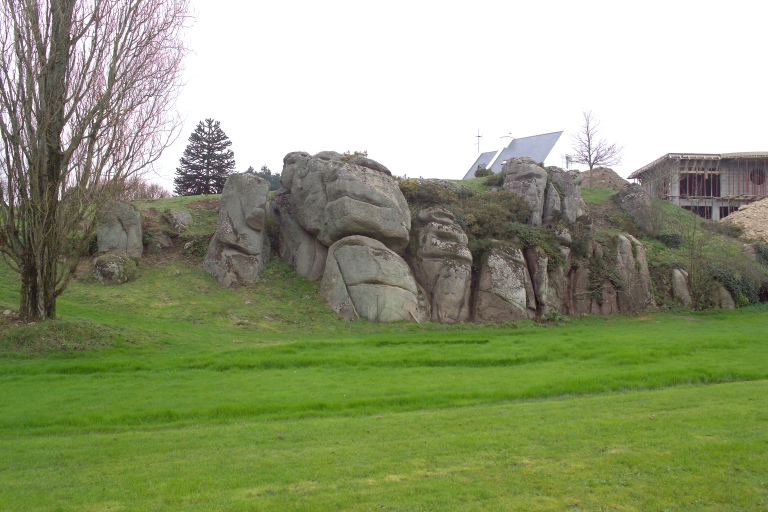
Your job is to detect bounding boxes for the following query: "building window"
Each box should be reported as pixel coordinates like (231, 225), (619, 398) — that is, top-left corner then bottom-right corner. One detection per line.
(750, 168), (766, 186)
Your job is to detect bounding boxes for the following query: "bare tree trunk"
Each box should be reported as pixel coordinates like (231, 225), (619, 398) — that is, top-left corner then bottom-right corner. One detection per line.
(0, 0), (189, 322)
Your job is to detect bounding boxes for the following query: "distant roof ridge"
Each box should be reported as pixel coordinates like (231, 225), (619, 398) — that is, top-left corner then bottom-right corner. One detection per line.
(504, 130), (563, 142)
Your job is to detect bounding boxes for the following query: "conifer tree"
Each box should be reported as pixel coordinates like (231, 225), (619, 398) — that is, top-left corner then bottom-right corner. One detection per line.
(174, 119), (236, 195)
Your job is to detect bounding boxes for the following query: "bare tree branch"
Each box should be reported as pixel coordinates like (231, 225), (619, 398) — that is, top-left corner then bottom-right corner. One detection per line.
(571, 110), (623, 186)
(0, 0), (190, 320)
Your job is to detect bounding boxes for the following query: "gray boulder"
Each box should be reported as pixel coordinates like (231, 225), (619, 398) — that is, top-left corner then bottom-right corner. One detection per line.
(615, 184), (652, 234)
(473, 244), (536, 322)
(548, 168), (586, 224)
(570, 265), (619, 316)
(320, 236), (430, 322)
(146, 231), (174, 255)
(714, 285), (735, 310)
(409, 208), (472, 323)
(615, 234), (656, 312)
(93, 253), (138, 285)
(542, 182), (562, 224)
(162, 209), (193, 233)
(269, 190), (327, 281)
(501, 158), (549, 226)
(97, 201), (143, 258)
(671, 268), (693, 307)
(282, 151), (411, 252)
(204, 173), (271, 288)
(524, 246), (549, 315)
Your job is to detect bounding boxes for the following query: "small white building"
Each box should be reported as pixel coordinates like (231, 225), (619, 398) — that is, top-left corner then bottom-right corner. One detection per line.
(463, 131), (582, 180)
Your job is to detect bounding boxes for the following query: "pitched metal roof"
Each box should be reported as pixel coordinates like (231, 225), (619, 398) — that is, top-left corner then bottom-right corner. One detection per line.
(463, 131), (563, 179)
(463, 151), (498, 180)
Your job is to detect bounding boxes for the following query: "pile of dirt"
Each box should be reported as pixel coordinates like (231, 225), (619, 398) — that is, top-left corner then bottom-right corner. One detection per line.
(580, 167), (629, 191)
(721, 197), (768, 242)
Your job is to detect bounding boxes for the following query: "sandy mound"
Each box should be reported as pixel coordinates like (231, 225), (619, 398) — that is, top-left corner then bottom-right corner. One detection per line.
(580, 167), (629, 191)
(721, 198), (768, 242)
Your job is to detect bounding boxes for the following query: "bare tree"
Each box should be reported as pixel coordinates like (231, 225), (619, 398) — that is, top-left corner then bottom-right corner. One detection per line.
(0, 0), (189, 321)
(116, 177), (171, 201)
(571, 110), (623, 187)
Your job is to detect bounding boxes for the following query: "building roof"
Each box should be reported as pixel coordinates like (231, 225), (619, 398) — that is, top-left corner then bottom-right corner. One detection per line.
(465, 151), (498, 177)
(463, 131), (563, 179)
(629, 152), (768, 180)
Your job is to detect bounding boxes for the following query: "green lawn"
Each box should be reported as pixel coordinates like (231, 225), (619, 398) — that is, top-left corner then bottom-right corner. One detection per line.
(1, 257), (767, 510)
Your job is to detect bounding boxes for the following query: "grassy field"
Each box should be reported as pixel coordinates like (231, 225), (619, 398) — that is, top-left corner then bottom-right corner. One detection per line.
(0, 192), (767, 510)
(1, 262), (767, 510)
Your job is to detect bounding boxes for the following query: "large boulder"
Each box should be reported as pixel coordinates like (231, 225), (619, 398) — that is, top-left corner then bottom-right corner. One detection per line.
(547, 168), (586, 224)
(524, 246), (549, 315)
(204, 173), (271, 288)
(409, 208), (472, 323)
(570, 265), (619, 316)
(93, 253), (138, 285)
(615, 184), (652, 234)
(282, 151), (411, 252)
(671, 268), (693, 307)
(615, 234), (656, 312)
(97, 201), (143, 258)
(320, 236), (430, 322)
(713, 285), (736, 310)
(501, 158), (548, 226)
(269, 191), (327, 281)
(473, 244), (536, 322)
(162, 209), (193, 233)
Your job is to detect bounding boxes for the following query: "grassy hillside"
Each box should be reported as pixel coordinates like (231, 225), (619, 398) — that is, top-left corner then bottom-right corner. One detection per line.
(0, 191), (767, 510)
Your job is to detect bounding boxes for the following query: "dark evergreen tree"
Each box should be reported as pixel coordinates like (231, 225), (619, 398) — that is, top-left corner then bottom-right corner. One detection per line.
(174, 119), (236, 196)
(257, 165), (281, 191)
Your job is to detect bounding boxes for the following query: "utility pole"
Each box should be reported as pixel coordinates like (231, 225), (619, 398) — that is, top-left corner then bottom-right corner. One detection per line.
(476, 129), (482, 153)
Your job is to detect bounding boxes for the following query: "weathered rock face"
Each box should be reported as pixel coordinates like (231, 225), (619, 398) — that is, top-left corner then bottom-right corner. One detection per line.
(320, 236), (430, 322)
(162, 209), (193, 233)
(473, 245), (536, 322)
(524, 246), (549, 315)
(615, 184), (652, 234)
(204, 173), (271, 288)
(714, 285), (736, 310)
(547, 168), (586, 224)
(282, 151), (411, 252)
(146, 231), (173, 255)
(269, 191), (327, 281)
(93, 253), (138, 285)
(542, 182), (562, 223)
(502, 158), (548, 226)
(409, 208), (472, 324)
(615, 234), (656, 312)
(671, 269), (693, 307)
(97, 202), (143, 258)
(570, 265), (619, 316)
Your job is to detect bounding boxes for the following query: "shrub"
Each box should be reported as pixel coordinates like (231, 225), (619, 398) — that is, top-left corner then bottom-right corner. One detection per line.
(704, 220), (744, 238)
(483, 173), (505, 187)
(399, 179), (460, 209)
(474, 167), (493, 178)
(459, 191), (530, 239)
(657, 233), (682, 249)
(754, 242), (768, 266)
(713, 268), (760, 306)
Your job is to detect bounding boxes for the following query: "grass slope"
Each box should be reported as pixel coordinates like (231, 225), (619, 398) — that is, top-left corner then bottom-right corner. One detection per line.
(0, 193), (767, 510)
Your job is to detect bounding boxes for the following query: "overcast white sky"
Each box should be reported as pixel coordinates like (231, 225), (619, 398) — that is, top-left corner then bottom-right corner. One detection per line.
(151, 0), (767, 191)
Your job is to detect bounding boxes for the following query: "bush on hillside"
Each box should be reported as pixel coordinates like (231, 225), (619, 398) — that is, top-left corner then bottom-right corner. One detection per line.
(459, 191), (531, 239)
(474, 167), (493, 178)
(399, 179), (460, 209)
(484, 173), (505, 187)
(657, 233), (682, 249)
